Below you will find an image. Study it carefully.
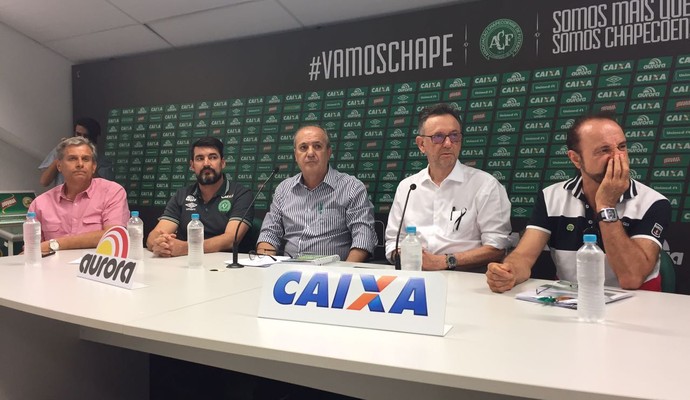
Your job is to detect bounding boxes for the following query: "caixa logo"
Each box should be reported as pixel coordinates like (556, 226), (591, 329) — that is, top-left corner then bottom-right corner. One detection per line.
(273, 272), (428, 316)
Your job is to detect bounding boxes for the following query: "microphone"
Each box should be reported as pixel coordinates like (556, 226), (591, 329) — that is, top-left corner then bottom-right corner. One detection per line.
(226, 166), (280, 268)
(394, 183), (416, 270)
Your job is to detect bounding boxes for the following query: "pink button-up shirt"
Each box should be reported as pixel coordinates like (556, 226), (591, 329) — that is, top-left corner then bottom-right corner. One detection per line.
(29, 178), (129, 241)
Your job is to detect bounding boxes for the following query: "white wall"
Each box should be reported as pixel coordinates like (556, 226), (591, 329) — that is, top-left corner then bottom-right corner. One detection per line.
(0, 22), (72, 194)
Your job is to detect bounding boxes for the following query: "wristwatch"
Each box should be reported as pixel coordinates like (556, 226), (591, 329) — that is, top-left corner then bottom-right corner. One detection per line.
(597, 207), (619, 223)
(49, 239), (60, 251)
(445, 254), (457, 270)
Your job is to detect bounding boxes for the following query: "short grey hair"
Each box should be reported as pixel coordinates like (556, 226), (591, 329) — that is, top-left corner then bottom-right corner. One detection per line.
(56, 136), (97, 162)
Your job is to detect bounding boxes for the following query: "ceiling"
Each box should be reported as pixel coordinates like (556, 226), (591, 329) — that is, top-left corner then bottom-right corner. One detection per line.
(0, 0), (468, 64)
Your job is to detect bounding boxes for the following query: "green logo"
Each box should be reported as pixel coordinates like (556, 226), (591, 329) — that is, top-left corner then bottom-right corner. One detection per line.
(480, 19), (523, 60)
(470, 87), (497, 98)
(512, 207), (531, 218)
(501, 84), (527, 95)
(601, 60), (633, 74)
(491, 170), (509, 182)
(597, 74), (630, 88)
(473, 74), (499, 86)
(566, 64), (596, 78)
(445, 77), (470, 88)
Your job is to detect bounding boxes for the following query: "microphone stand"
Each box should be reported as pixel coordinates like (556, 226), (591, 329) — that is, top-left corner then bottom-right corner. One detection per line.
(394, 183), (416, 270)
(226, 166), (280, 268)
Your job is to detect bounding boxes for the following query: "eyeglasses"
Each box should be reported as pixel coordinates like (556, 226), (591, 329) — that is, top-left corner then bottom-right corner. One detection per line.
(419, 133), (462, 144)
(248, 251), (277, 261)
(535, 280), (578, 295)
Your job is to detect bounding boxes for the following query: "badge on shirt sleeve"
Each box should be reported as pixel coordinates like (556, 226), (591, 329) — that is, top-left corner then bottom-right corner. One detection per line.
(651, 223), (663, 238)
(218, 199), (232, 213)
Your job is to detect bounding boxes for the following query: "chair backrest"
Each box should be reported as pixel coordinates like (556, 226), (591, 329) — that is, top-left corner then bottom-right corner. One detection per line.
(238, 217), (263, 253)
(659, 250), (676, 293)
(371, 219), (387, 261)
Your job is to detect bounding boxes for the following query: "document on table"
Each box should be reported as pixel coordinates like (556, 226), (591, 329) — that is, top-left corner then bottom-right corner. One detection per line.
(516, 281), (634, 309)
(230, 256), (291, 267)
(279, 254), (340, 265)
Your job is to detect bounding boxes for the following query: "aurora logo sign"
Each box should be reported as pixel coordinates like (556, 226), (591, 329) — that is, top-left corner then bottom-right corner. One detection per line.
(77, 226), (138, 289)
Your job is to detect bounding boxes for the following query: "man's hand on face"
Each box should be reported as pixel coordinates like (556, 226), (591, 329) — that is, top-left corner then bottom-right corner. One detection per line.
(596, 153), (630, 209)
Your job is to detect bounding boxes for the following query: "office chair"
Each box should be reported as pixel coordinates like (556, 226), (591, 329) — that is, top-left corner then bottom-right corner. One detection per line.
(659, 250), (676, 293)
(238, 217), (263, 253)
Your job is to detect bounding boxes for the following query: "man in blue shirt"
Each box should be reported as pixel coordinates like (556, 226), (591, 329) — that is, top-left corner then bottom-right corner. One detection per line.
(257, 125), (377, 262)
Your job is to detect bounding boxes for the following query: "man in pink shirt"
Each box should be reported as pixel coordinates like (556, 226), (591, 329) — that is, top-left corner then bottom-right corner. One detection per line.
(29, 136), (129, 253)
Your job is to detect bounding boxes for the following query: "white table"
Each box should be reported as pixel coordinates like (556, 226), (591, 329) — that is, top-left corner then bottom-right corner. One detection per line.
(0, 249), (265, 400)
(1, 251), (689, 399)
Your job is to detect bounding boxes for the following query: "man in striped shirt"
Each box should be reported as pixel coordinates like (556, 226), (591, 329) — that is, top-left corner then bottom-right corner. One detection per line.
(487, 113), (671, 292)
(257, 125), (377, 262)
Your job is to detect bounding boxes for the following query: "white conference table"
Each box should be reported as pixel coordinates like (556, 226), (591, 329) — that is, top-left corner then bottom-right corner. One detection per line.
(1, 250), (689, 400)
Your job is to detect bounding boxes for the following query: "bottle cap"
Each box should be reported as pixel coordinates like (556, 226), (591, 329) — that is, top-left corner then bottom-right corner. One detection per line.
(405, 226), (416, 234)
(131, 211), (139, 217)
(583, 234), (597, 243)
(27, 212), (36, 218)
(191, 213), (200, 220)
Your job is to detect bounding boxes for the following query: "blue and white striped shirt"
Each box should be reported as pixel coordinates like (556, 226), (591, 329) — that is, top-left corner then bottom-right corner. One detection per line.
(257, 167), (377, 260)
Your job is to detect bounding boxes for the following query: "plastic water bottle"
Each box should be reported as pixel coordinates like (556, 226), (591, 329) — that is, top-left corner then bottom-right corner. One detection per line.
(576, 234), (605, 323)
(23, 212), (41, 266)
(127, 211), (144, 260)
(400, 226), (422, 271)
(187, 214), (204, 268)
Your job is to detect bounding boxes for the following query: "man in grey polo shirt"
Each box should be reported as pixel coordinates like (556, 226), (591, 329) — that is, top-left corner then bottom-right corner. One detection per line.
(147, 137), (254, 257)
(256, 125), (377, 262)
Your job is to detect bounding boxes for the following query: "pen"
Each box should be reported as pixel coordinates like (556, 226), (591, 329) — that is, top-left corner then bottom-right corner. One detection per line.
(450, 206), (455, 221)
(454, 207), (467, 230)
(537, 296), (557, 303)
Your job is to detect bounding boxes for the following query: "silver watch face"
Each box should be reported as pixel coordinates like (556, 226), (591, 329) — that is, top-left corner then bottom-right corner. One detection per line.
(50, 240), (59, 251)
(600, 208), (618, 221)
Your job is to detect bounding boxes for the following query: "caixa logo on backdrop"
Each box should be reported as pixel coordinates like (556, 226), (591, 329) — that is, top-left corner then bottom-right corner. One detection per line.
(78, 226), (138, 289)
(259, 266), (449, 336)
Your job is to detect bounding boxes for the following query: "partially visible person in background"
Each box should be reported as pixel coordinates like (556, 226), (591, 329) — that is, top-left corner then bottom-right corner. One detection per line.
(38, 117), (114, 187)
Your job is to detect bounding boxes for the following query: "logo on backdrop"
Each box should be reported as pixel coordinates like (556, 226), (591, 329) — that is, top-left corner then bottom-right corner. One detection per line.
(78, 226), (138, 289)
(1, 194), (17, 213)
(480, 19), (523, 60)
